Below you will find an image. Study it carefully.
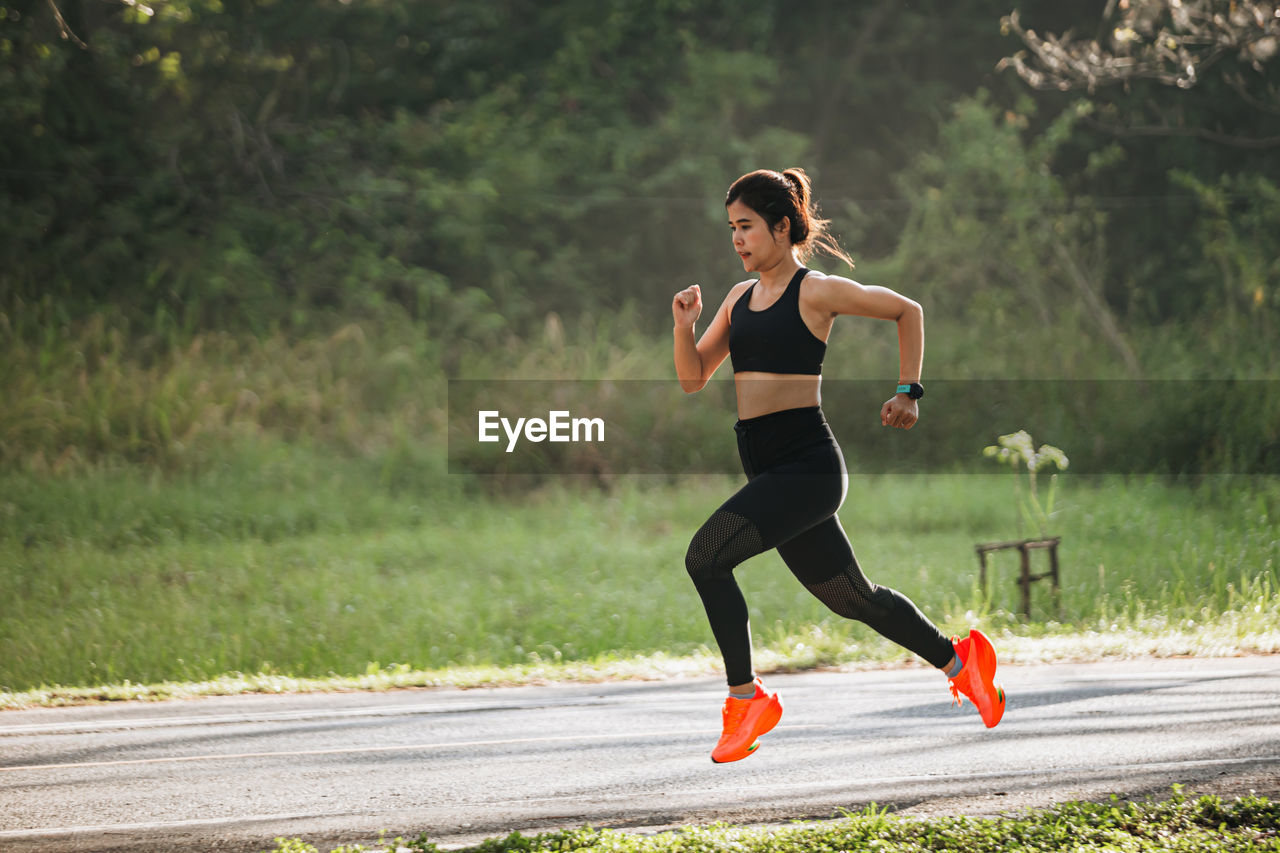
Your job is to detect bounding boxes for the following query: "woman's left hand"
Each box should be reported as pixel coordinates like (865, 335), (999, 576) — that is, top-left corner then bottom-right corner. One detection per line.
(880, 395), (919, 430)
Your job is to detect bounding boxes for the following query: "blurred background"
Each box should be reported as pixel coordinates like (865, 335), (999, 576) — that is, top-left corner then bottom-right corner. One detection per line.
(4, 0), (1279, 472)
(1, 1), (1277, 695)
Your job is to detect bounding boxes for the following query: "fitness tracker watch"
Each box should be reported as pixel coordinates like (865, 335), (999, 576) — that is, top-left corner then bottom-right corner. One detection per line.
(896, 382), (925, 400)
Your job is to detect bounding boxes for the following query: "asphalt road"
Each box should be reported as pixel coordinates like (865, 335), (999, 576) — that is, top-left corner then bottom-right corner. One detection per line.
(2, 656), (1279, 852)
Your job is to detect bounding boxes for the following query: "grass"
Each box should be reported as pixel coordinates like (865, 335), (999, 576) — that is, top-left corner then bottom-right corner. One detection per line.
(1, 312), (1277, 706)
(0, 314), (448, 472)
(260, 791), (1280, 852)
(1, 438), (1277, 704)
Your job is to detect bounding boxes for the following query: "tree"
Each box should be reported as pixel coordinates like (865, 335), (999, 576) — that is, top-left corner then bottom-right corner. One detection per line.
(1001, 0), (1279, 91)
(1000, 0), (1280, 147)
(992, 0), (1280, 329)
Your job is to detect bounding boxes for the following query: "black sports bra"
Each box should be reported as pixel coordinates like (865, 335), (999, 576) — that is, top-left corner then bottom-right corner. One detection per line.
(728, 268), (827, 375)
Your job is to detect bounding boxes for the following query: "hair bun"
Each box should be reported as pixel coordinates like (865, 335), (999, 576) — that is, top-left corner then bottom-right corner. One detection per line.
(781, 168), (810, 204)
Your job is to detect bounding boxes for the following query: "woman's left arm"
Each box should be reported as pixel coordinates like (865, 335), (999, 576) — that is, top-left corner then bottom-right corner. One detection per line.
(810, 274), (924, 430)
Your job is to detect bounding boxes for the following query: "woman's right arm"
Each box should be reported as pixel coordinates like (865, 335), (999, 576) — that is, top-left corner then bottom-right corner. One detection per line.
(672, 283), (738, 393)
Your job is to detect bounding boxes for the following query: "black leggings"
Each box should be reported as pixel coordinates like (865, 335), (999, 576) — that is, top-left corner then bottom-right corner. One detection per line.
(685, 406), (954, 686)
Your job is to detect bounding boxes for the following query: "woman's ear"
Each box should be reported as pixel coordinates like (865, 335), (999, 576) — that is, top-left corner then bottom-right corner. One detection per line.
(773, 216), (790, 237)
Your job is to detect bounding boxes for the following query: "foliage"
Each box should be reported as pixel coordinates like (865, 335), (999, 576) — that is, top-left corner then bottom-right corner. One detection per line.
(0, 310), (447, 471)
(262, 830), (428, 853)
(881, 91), (1148, 378)
(983, 430), (1068, 539)
(1001, 0), (1280, 92)
(0, 0), (815, 338)
(2, 1), (1277, 414)
(262, 792), (1280, 853)
(1172, 170), (1280, 321)
(5, 306), (1276, 483)
(12, 0), (1272, 344)
(1, 0), (1277, 564)
(998, 2), (1280, 328)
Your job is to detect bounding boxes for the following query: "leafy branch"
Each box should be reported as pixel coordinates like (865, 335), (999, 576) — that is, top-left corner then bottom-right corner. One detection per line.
(44, 0), (88, 49)
(999, 1), (1280, 93)
(983, 430), (1069, 539)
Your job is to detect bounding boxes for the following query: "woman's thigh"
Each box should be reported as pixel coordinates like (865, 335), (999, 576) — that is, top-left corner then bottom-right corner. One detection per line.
(775, 515), (857, 585)
(716, 469), (845, 552)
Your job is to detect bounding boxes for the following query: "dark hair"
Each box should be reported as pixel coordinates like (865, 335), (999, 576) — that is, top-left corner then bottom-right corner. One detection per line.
(725, 167), (854, 268)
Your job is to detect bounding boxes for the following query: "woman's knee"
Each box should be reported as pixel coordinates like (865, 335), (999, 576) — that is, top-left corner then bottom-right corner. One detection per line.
(685, 509), (764, 584)
(804, 566), (894, 621)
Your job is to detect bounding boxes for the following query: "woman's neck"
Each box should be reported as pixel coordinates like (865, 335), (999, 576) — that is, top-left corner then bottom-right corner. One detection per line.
(755, 254), (802, 291)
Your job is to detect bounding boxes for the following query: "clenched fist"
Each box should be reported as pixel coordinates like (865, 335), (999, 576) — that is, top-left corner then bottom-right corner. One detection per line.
(880, 395), (919, 430)
(672, 284), (702, 329)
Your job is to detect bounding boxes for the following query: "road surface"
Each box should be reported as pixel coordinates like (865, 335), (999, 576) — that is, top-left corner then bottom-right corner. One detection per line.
(2, 656), (1279, 851)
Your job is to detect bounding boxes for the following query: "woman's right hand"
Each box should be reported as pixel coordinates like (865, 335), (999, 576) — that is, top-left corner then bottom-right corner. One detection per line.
(672, 284), (702, 329)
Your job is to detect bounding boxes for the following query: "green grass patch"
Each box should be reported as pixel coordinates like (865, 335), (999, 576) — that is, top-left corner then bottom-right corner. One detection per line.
(3, 314), (1277, 704)
(0, 318), (453, 475)
(262, 791), (1280, 852)
(1, 442), (1277, 703)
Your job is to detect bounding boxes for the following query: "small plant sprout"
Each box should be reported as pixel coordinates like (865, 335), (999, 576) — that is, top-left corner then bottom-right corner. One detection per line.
(983, 430), (1069, 538)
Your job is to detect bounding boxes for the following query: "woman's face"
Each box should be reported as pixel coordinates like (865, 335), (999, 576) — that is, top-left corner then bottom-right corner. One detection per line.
(726, 199), (788, 273)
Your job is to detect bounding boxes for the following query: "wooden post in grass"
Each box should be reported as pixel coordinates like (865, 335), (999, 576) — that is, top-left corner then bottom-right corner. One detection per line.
(976, 537), (1062, 618)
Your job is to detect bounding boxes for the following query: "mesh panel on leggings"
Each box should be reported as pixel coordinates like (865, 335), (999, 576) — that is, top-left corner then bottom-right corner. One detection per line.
(804, 564), (889, 621)
(805, 563), (956, 669)
(685, 510), (764, 583)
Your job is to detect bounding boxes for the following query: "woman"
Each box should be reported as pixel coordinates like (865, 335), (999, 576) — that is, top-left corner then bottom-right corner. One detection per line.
(671, 168), (1005, 764)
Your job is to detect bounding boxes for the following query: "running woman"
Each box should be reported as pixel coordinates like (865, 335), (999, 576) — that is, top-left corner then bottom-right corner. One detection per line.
(671, 168), (1005, 764)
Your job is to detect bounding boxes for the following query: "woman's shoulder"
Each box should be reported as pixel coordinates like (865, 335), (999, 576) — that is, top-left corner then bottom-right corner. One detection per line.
(798, 270), (870, 317)
(799, 269), (862, 299)
(800, 269), (858, 288)
(722, 278), (757, 311)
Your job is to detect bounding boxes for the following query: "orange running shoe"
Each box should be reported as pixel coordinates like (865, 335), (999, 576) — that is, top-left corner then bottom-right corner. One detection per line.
(948, 629), (1006, 728)
(710, 677), (784, 763)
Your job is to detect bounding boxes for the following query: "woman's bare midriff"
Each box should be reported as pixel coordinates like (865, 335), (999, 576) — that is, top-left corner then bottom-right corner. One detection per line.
(733, 372), (822, 420)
